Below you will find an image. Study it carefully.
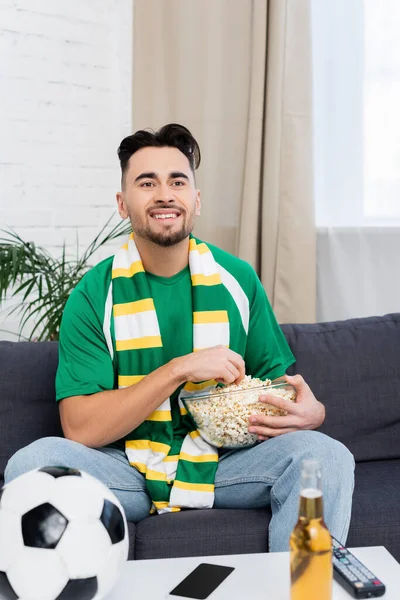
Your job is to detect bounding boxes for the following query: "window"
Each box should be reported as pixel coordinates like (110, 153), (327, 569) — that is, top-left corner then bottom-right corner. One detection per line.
(364, 0), (400, 220)
(312, 0), (400, 226)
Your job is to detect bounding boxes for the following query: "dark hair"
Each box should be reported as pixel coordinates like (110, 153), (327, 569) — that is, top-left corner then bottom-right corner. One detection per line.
(117, 123), (201, 184)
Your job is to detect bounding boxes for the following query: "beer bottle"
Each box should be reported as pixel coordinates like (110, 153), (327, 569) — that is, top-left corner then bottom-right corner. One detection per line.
(290, 458), (333, 600)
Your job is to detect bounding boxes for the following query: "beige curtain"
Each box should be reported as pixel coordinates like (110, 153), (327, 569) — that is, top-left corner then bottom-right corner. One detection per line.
(132, 0), (315, 323)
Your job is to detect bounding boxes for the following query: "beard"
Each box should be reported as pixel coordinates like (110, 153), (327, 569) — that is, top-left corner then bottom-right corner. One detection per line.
(128, 210), (196, 247)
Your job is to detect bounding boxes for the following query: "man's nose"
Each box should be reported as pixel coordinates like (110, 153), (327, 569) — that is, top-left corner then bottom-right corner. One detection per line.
(155, 184), (174, 202)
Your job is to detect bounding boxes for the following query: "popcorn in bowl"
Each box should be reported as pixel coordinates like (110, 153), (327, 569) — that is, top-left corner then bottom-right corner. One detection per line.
(183, 375), (297, 449)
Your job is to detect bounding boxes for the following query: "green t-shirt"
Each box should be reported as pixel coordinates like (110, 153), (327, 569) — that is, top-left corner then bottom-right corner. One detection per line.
(147, 267), (194, 445)
(56, 242), (295, 444)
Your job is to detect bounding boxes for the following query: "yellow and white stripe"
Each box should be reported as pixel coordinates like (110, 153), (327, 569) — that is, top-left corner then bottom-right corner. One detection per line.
(126, 439), (170, 459)
(189, 238), (222, 287)
(148, 450), (178, 482)
(118, 375), (145, 389)
(169, 485), (215, 509)
(146, 398), (172, 422)
(193, 310), (229, 351)
(168, 431), (217, 508)
(112, 234), (144, 279)
(125, 439), (178, 481)
(152, 501), (180, 514)
(179, 432), (218, 462)
(114, 298), (162, 351)
(182, 380), (218, 393)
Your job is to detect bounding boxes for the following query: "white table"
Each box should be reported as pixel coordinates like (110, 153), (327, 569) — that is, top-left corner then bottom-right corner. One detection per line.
(107, 546), (399, 599)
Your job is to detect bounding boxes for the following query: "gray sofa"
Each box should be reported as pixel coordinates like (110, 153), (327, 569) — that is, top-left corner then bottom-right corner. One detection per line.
(1, 313), (400, 561)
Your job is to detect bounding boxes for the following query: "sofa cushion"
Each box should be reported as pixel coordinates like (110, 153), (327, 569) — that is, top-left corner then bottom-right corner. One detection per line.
(347, 459), (400, 561)
(134, 508), (270, 559)
(0, 341), (61, 480)
(281, 314), (400, 462)
(127, 522), (136, 560)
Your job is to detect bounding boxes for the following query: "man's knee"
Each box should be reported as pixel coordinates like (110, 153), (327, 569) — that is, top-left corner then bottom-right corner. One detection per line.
(291, 430), (355, 477)
(4, 436), (72, 483)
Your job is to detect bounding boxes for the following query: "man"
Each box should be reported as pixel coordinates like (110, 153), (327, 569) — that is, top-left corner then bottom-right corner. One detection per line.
(5, 124), (354, 551)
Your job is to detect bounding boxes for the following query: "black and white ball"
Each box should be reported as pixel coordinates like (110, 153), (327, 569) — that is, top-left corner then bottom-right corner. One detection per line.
(0, 467), (129, 600)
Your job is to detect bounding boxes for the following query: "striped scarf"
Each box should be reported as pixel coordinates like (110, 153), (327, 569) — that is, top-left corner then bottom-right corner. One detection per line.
(111, 233), (229, 514)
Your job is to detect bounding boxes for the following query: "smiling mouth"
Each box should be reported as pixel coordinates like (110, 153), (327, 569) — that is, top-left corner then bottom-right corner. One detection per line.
(152, 213), (180, 220)
(148, 209), (182, 221)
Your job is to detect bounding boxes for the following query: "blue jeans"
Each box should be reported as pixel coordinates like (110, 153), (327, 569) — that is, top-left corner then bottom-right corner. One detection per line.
(4, 430), (354, 552)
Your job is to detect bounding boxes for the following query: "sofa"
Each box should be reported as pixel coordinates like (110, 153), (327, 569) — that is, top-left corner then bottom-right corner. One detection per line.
(1, 313), (400, 561)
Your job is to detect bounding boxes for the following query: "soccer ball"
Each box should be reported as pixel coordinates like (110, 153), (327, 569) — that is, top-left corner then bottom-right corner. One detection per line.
(0, 467), (129, 600)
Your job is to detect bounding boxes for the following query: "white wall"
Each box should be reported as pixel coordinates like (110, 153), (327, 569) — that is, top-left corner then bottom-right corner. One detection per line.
(0, 0), (133, 339)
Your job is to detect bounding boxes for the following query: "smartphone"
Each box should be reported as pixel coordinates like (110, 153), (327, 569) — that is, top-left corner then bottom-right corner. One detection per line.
(169, 563), (235, 599)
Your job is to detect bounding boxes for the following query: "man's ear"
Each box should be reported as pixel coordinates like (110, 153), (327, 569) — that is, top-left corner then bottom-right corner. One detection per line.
(116, 192), (129, 219)
(195, 190), (201, 216)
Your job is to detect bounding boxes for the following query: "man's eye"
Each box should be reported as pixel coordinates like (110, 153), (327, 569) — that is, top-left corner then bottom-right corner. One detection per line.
(141, 182), (154, 187)
(172, 181), (185, 186)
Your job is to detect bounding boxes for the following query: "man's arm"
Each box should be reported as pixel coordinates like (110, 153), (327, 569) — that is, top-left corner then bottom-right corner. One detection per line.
(60, 360), (184, 447)
(60, 345), (245, 448)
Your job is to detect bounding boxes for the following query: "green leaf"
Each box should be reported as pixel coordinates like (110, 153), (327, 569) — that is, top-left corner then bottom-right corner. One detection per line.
(1, 216), (130, 340)
(12, 277), (37, 301)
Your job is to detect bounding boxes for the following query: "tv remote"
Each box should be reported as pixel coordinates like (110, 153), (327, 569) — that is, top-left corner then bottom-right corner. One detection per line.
(332, 537), (386, 598)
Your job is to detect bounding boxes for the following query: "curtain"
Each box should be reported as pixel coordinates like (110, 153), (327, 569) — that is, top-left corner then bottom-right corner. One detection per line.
(132, 0), (315, 323)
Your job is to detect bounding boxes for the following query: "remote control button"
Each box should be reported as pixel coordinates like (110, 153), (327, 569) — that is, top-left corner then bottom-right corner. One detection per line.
(373, 580), (382, 585)
(354, 583), (364, 588)
(361, 568), (374, 579)
(349, 567), (367, 582)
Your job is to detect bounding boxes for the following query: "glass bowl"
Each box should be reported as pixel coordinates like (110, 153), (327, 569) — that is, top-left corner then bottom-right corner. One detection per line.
(182, 380), (297, 449)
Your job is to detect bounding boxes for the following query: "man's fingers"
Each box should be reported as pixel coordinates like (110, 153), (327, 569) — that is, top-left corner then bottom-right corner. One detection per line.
(226, 352), (245, 384)
(285, 373), (309, 392)
(225, 348), (245, 366)
(233, 362), (245, 384)
(250, 414), (299, 429)
(220, 363), (240, 384)
(249, 426), (299, 437)
(227, 364), (240, 382)
(238, 361), (246, 381)
(258, 393), (299, 414)
(214, 347), (245, 382)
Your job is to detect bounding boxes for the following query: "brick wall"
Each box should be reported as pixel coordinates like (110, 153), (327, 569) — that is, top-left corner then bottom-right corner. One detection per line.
(0, 0), (133, 339)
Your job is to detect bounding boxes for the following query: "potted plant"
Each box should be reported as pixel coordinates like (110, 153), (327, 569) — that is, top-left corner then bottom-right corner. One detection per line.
(0, 217), (131, 341)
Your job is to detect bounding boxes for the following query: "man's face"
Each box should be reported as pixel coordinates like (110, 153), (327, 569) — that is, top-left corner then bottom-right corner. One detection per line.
(116, 146), (201, 247)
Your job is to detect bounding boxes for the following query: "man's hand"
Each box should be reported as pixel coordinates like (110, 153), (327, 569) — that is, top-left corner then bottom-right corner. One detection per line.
(248, 374), (326, 441)
(174, 346), (245, 385)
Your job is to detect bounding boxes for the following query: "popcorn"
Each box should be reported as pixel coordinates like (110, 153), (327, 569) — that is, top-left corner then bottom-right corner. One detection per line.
(184, 375), (296, 448)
